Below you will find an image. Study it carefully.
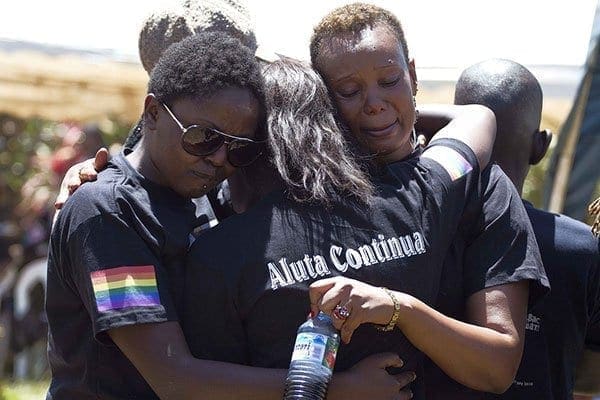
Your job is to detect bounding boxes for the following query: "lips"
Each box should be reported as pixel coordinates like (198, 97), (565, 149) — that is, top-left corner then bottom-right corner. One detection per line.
(191, 170), (215, 180)
(361, 120), (399, 138)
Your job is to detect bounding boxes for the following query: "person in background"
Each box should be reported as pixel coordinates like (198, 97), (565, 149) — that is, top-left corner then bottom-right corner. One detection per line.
(426, 58), (600, 400)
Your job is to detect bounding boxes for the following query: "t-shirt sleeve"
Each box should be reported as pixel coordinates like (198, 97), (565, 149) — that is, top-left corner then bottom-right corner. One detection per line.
(462, 169), (549, 306)
(66, 213), (177, 343)
(420, 138), (481, 212)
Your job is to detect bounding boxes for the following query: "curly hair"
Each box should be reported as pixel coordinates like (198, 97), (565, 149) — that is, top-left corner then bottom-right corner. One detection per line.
(262, 58), (374, 205)
(148, 31), (264, 107)
(139, 0), (257, 74)
(310, 3), (410, 69)
(590, 196), (600, 237)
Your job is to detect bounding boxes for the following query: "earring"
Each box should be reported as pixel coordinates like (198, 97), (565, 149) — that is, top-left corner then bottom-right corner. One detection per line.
(413, 97), (419, 123)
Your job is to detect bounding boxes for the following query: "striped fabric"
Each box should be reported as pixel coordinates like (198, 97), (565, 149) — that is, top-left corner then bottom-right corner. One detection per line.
(422, 146), (473, 181)
(91, 265), (160, 312)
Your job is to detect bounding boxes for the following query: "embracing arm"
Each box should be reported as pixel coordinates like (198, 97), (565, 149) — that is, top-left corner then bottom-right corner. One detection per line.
(109, 321), (415, 400)
(416, 104), (496, 169)
(109, 321), (286, 400)
(310, 278), (528, 394)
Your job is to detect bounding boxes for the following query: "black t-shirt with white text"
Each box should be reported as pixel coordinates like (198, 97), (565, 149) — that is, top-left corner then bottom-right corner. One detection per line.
(423, 165), (549, 400)
(46, 152), (197, 399)
(182, 139), (539, 399)
(484, 203), (600, 400)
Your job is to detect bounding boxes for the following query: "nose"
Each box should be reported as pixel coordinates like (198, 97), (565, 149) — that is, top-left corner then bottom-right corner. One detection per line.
(203, 142), (229, 167)
(363, 88), (386, 115)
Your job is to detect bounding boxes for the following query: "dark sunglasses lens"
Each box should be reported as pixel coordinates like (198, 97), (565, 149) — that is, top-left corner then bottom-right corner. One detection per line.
(181, 127), (223, 156)
(228, 140), (264, 167)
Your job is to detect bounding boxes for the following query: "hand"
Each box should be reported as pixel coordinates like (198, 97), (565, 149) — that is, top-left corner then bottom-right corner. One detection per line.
(328, 353), (415, 400)
(309, 276), (395, 343)
(54, 147), (109, 210)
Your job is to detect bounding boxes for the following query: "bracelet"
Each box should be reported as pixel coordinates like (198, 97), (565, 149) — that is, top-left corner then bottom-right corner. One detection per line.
(375, 287), (401, 332)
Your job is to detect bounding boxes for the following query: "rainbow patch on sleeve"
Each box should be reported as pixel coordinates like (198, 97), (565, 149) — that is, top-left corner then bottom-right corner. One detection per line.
(422, 146), (473, 181)
(91, 265), (161, 312)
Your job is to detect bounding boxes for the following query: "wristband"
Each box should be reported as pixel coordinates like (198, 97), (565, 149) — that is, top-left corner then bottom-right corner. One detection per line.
(375, 287), (401, 332)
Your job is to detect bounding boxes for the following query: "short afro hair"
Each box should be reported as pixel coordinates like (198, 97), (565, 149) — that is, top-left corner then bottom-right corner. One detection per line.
(148, 31), (264, 107)
(310, 3), (410, 69)
(139, 0), (257, 74)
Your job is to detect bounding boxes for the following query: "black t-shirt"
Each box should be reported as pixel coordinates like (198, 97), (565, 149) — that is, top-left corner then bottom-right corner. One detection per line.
(423, 165), (549, 400)
(46, 152), (197, 399)
(484, 203), (600, 400)
(182, 139), (523, 399)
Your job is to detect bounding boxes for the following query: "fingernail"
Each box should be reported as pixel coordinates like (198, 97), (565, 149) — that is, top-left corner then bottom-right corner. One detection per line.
(408, 390), (413, 399)
(398, 357), (404, 367)
(411, 372), (417, 382)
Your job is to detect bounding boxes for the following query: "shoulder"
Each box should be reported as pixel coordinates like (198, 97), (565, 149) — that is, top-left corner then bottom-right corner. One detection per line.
(421, 138), (479, 179)
(57, 172), (121, 228)
(188, 192), (283, 260)
(55, 159), (149, 235)
(482, 164), (516, 197)
(526, 205), (599, 257)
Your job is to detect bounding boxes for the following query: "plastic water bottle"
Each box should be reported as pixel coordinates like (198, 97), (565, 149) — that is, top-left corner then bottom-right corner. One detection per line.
(283, 312), (340, 400)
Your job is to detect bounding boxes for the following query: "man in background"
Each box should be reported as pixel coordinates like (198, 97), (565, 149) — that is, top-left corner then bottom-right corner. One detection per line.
(453, 59), (600, 399)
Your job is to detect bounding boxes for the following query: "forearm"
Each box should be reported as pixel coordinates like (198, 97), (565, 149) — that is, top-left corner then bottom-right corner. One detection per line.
(417, 104), (496, 168)
(109, 322), (286, 400)
(154, 357), (287, 400)
(393, 292), (522, 393)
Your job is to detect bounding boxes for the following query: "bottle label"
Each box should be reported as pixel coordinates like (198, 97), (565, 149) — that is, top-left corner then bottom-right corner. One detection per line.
(291, 332), (338, 374)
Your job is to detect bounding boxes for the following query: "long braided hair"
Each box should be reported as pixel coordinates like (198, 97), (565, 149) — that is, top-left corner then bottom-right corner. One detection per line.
(589, 196), (600, 237)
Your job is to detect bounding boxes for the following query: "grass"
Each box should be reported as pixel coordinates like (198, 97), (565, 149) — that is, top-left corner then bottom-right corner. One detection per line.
(0, 381), (48, 400)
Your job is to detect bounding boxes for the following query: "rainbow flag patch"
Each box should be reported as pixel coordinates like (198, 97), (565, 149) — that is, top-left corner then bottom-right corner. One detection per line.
(422, 146), (473, 181)
(91, 265), (161, 312)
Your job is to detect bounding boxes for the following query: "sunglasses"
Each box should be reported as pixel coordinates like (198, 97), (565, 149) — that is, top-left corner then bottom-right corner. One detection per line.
(162, 102), (266, 167)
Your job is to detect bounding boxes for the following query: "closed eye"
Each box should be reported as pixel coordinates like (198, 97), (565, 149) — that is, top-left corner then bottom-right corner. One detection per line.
(380, 76), (401, 87)
(338, 89), (360, 99)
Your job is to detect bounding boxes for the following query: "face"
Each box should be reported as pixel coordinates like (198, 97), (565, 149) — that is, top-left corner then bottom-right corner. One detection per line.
(316, 24), (418, 164)
(144, 87), (260, 198)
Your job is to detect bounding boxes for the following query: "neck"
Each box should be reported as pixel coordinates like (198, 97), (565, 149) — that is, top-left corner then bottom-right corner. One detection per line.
(495, 157), (528, 196)
(125, 135), (165, 186)
(230, 164), (283, 214)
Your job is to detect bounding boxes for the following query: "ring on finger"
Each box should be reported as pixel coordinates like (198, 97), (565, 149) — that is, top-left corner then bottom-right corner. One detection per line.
(333, 304), (351, 319)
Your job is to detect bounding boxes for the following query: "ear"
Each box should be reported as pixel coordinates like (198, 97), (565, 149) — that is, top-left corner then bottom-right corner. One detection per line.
(143, 93), (160, 131)
(529, 129), (552, 165)
(408, 58), (418, 96)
